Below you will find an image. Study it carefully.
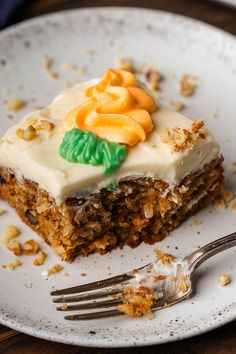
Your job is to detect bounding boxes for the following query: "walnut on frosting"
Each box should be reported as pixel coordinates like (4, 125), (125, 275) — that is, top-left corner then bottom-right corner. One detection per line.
(162, 120), (208, 152)
(16, 125), (36, 141)
(16, 118), (54, 141)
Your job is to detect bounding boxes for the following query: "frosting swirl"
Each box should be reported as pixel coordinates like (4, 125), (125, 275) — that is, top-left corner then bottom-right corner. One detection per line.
(62, 69), (157, 146)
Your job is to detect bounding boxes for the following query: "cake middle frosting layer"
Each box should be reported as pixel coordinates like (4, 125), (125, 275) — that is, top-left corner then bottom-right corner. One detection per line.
(0, 77), (220, 201)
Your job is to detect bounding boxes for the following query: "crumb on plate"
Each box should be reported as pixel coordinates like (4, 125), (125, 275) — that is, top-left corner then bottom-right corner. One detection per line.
(218, 273), (231, 286)
(6, 99), (26, 112)
(179, 74), (197, 97)
(33, 250), (47, 266)
(2, 258), (22, 271)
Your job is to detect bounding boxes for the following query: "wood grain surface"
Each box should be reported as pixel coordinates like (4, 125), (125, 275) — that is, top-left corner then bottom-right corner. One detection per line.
(1, 0), (236, 353)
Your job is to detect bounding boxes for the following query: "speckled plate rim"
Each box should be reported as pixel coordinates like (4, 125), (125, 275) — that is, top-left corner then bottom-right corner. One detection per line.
(0, 7), (236, 348)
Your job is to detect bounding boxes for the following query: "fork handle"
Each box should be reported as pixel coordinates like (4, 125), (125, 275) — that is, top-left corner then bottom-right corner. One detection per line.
(184, 231), (236, 273)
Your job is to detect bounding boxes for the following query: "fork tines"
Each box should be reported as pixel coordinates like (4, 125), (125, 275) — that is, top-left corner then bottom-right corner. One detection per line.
(51, 272), (134, 320)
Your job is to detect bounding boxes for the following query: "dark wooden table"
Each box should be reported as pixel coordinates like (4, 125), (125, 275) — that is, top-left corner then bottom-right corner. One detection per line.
(1, 0), (236, 353)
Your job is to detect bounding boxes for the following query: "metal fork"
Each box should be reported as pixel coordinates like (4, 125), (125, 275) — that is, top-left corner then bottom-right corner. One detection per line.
(51, 232), (236, 320)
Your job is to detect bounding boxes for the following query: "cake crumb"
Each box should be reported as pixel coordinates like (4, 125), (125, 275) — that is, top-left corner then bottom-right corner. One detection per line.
(7, 240), (22, 256)
(190, 219), (202, 227)
(23, 239), (39, 255)
(7, 99), (26, 112)
(33, 250), (47, 266)
(117, 57), (133, 72)
(170, 101), (185, 112)
(218, 273), (231, 286)
(64, 271), (69, 277)
(5, 225), (20, 240)
(214, 198), (226, 209)
(47, 263), (63, 275)
(80, 272), (87, 276)
(155, 249), (173, 266)
(2, 259), (22, 271)
(180, 74), (197, 97)
(118, 286), (156, 318)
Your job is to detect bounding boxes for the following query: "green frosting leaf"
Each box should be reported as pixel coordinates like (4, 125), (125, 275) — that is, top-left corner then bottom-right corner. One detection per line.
(59, 128), (127, 174)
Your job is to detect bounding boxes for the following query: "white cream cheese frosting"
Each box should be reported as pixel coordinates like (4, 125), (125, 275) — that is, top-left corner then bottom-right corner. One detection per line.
(0, 79), (220, 201)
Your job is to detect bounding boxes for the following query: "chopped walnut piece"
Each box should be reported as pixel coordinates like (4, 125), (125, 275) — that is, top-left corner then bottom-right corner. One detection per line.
(155, 249), (174, 266)
(7, 99), (26, 112)
(23, 239), (39, 255)
(117, 58), (133, 72)
(162, 120), (207, 152)
(218, 273), (231, 286)
(80, 272), (87, 276)
(36, 120), (54, 132)
(118, 286), (156, 318)
(170, 101), (185, 112)
(146, 68), (162, 91)
(47, 263), (63, 275)
(33, 250), (47, 266)
(7, 240), (22, 256)
(16, 125), (36, 141)
(180, 74), (197, 97)
(2, 259), (22, 271)
(5, 225), (20, 240)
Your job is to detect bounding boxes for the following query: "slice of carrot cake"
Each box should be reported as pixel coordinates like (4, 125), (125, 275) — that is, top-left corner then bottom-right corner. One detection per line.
(0, 69), (223, 261)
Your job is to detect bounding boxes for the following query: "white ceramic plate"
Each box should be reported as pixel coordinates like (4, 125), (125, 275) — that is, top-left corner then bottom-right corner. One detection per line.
(0, 7), (236, 348)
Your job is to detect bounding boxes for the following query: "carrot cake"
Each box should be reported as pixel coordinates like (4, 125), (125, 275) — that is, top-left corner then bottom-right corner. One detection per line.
(0, 69), (223, 261)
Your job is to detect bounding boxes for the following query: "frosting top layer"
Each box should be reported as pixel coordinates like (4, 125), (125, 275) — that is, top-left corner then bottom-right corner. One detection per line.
(0, 79), (220, 200)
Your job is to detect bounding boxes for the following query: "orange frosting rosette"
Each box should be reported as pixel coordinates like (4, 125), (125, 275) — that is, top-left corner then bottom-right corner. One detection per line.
(62, 69), (157, 146)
